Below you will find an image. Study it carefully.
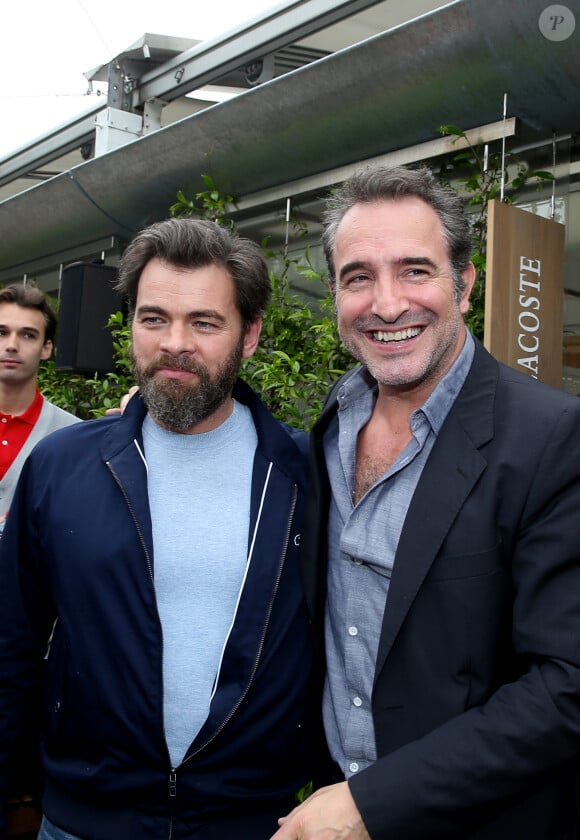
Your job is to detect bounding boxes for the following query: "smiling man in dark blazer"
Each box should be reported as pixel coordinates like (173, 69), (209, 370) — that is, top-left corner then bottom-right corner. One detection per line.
(272, 165), (580, 840)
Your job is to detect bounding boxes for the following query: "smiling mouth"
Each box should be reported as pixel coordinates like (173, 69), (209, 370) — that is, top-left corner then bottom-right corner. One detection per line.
(372, 326), (422, 343)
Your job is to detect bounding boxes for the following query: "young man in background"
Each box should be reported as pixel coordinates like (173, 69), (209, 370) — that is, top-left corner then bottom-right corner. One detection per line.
(0, 283), (78, 532)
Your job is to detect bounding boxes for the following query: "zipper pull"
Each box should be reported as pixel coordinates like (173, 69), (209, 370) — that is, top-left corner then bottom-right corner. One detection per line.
(169, 770), (177, 798)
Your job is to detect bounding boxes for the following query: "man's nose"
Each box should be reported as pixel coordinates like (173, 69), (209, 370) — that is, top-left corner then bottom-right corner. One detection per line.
(160, 323), (197, 355)
(371, 275), (410, 321)
(2, 333), (19, 351)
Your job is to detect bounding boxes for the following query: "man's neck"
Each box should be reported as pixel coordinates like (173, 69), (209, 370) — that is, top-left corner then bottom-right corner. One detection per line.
(373, 383), (429, 432)
(0, 382), (38, 417)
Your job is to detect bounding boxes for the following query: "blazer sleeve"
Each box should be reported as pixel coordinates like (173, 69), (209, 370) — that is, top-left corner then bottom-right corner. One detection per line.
(348, 401), (580, 838)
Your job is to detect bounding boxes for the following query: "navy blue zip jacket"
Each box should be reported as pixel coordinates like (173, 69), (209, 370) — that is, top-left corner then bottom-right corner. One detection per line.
(0, 380), (315, 840)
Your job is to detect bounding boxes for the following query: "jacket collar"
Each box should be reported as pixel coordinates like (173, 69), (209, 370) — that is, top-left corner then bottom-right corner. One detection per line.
(308, 339), (499, 672)
(376, 340), (498, 675)
(313, 338), (496, 451)
(100, 378), (307, 486)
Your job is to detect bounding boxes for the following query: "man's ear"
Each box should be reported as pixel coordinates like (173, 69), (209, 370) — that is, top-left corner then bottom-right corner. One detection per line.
(242, 317), (262, 359)
(40, 339), (53, 361)
(459, 263), (476, 315)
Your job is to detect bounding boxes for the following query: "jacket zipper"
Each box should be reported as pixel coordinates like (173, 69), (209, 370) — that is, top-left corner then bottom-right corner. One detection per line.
(107, 460), (299, 809)
(107, 458), (176, 803)
(106, 460), (155, 584)
(171, 482), (299, 793)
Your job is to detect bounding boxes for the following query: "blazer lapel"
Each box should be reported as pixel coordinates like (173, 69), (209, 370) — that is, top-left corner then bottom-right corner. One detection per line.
(374, 342), (498, 680)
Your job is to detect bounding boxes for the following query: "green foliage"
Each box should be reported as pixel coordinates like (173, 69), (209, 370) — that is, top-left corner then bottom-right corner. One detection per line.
(242, 246), (350, 429)
(38, 176), (348, 429)
(295, 779), (313, 804)
(169, 173), (236, 228)
(41, 134), (552, 421)
(37, 312), (133, 420)
(438, 125), (554, 338)
(171, 178), (350, 429)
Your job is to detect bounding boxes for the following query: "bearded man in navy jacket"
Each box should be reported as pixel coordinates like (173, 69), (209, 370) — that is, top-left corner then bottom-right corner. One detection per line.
(273, 165), (580, 840)
(0, 218), (315, 840)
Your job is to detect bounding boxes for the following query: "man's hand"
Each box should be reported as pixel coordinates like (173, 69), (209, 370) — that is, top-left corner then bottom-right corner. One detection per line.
(105, 385), (139, 416)
(270, 782), (370, 840)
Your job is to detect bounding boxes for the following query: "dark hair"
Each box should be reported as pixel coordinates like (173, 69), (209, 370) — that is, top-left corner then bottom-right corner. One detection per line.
(0, 282), (57, 343)
(322, 165), (473, 302)
(116, 218), (271, 327)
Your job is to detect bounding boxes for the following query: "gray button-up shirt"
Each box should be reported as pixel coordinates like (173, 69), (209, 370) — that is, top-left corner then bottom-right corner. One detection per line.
(322, 330), (475, 778)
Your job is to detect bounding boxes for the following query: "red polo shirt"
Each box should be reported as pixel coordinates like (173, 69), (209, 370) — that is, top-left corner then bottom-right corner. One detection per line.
(0, 388), (43, 480)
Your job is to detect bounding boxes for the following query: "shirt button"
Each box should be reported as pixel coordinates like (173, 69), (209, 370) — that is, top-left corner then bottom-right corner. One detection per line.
(0, 418), (6, 423)
(1, 440), (7, 446)
(352, 557), (363, 565)
(353, 696), (362, 707)
(348, 626), (358, 636)
(349, 761), (360, 774)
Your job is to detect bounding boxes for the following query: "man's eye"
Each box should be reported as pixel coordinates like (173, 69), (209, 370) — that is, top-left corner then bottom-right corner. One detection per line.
(345, 274), (371, 287)
(405, 267), (430, 279)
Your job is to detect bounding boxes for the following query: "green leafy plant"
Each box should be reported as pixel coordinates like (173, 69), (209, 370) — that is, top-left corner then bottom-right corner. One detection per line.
(37, 176), (348, 428)
(37, 132), (554, 420)
(169, 173), (236, 228)
(169, 178), (350, 429)
(37, 310), (133, 419)
(437, 124), (554, 338)
(242, 244), (350, 429)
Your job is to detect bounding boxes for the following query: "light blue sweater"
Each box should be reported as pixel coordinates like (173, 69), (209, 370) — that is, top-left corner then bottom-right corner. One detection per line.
(142, 400), (257, 767)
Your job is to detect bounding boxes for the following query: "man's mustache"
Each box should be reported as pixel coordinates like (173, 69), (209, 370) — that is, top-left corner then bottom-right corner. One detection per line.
(144, 354), (205, 376)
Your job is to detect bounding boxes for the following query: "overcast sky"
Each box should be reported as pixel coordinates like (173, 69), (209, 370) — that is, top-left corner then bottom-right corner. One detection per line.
(0, 0), (284, 158)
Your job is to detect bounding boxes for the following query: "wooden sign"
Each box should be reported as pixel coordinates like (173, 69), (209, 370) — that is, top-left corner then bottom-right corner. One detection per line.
(484, 199), (565, 388)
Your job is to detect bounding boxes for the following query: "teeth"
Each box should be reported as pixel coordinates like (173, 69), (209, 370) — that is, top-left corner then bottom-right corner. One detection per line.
(374, 327), (421, 343)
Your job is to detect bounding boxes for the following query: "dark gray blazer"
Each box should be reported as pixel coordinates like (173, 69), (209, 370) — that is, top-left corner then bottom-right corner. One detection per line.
(302, 339), (580, 839)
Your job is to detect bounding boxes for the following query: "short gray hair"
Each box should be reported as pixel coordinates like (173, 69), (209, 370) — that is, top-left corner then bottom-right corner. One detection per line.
(321, 165), (473, 302)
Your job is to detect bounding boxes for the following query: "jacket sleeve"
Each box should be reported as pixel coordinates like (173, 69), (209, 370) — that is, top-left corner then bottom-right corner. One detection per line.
(348, 402), (580, 838)
(0, 457), (56, 837)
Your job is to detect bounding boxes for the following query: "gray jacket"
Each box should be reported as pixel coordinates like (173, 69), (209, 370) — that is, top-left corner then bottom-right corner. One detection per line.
(0, 397), (79, 521)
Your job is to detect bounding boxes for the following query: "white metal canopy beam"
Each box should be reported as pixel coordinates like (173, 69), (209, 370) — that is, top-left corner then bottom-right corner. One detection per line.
(134, 0), (391, 105)
(234, 118), (517, 213)
(0, 0), (385, 189)
(0, 105), (102, 188)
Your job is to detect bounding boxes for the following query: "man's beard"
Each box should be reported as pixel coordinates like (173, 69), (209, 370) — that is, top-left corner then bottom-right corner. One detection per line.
(132, 340), (243, 433)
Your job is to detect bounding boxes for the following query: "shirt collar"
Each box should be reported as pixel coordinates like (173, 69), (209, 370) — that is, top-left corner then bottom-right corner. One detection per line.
(420, 328), (474, 434)
(0, 388), (43, 426)
(338, 327), (475, 436)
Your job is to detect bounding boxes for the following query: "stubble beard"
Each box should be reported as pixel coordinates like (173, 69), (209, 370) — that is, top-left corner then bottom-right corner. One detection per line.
(338, 311), (461, 390)
(132, 340), (244, 433)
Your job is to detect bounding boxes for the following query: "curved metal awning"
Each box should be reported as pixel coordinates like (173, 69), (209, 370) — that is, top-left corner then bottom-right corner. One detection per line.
(0, 0), (578, 281)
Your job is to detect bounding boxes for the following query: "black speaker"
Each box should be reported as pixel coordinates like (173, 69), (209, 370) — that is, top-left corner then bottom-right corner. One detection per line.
(56, 262), (125, 373)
